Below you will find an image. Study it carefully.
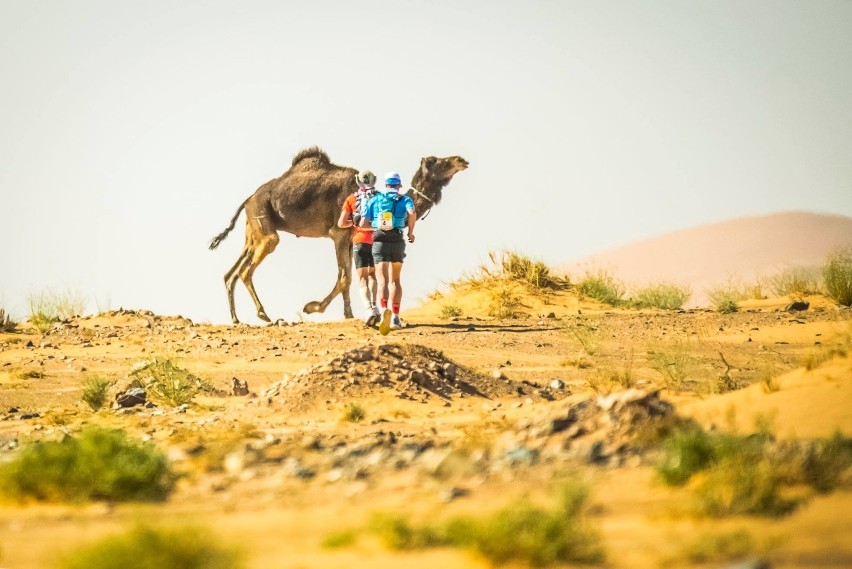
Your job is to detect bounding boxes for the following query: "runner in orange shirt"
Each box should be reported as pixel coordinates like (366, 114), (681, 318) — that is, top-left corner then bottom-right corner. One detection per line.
(338, 170), (381, 326)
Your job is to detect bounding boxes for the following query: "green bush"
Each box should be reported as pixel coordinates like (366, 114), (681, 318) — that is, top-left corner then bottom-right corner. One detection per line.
(576, 270), (624, 306)
(657, 427), (716, 486)
(706, 284), (744, 313)
(657, 428), (852, 517)
(369, 482), (604, 567)
(679, 529), (755, 564)
(342, 402), (366, 423)
(767, 266), (822, 298)
(0, 426), (175, 502)
(129, 357), (205, 406)
(58, 524), (243, 569)
(823, 247), (852, 306)
(81, 376), (111, 411)
(439, 304), (463, 319)
(631, 282), (691, 310)
(27, 288), (87, 333)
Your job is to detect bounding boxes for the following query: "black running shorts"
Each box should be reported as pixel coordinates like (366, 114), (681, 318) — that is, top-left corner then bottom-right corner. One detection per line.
(353, 242), (374, 269)
(372, 240), (406, 264)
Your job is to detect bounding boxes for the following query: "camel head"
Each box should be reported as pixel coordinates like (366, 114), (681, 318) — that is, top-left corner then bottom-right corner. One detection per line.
(408, 155), (469, 213)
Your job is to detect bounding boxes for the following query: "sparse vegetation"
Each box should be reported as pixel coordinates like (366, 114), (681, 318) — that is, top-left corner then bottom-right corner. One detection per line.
(27, 288), (87, 333)
(768, 266), (822, 298)
(367, 482), (604, 567)
(58, 524), (243, 569)
(823, 246), (852, 306)
(342, 402), (366, 422)
(129, 356), (206, 406)
(631, 282), (691, 310)
(0, 307), (15, 332)
(576, 269), (624, 306)
(677, 529), (756, 564)
(706, 281), (746, 313)
(439, 303), (463, 319)
(657, 426), (852, 517)
(647, 339), (695, 391)
(456, 250), (569, 293)
(81, 375), (111, 411)
(0, 426), (175, 502)
(487, 282), (523, 319)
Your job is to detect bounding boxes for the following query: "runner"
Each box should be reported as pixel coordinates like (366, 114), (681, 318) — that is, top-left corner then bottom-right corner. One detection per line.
(337, 170), (381, 325)
(360, 171), (416, 335)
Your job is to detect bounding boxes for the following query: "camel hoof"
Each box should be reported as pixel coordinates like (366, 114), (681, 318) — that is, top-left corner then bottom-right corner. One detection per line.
(303, 301), (324, 314)
(257, 310), (271, 323)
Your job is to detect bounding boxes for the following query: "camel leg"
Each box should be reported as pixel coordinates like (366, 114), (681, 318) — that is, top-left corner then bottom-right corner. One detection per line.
(238, 232), (280, 323)
(224, 250), (252, 324)
(303, 233), (354, 318)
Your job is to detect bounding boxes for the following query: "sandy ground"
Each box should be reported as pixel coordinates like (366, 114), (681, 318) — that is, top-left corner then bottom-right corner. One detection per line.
(0, 290), (850, 569)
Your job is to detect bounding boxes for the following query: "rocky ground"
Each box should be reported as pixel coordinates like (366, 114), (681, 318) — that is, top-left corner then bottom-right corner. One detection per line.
(0, 296), (851, 568)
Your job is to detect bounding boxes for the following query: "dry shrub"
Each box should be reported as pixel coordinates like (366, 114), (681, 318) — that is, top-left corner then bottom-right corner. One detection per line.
(823, 246), (852, 306)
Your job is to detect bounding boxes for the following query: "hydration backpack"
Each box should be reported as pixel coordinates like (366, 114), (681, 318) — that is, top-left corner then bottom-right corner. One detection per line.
(372, 191), (408, 230)
(352, 189), (375, 226)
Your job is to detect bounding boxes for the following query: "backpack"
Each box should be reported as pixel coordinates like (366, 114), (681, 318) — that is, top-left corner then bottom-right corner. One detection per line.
(371, 191), (408, 230)
(352, 189), (375, 226)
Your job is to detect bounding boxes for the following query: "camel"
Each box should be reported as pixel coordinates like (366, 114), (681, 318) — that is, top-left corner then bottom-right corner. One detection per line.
(209, 147), (469, 324)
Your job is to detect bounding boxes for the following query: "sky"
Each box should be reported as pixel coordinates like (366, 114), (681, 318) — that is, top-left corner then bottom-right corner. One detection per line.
(1, 0), (850, 325)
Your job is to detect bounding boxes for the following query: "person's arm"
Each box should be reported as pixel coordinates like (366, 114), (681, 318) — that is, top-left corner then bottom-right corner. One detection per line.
(337, 209), (353, 229)
(406, 202), (417, 243)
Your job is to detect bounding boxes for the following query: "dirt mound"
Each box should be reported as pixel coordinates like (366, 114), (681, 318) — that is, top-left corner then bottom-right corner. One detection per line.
(501, 389), (687, 466)
(263, 342), (520, 414)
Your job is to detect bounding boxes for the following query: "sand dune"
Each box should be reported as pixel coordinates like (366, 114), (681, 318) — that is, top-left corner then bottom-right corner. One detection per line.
(561, 211), (852, 306)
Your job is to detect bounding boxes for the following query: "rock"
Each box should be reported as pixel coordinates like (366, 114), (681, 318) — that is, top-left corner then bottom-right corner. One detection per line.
(491, 369), (505, 380)
(785, 301), (809, 311)
(550, 379), (565, 390)
(231, 377), (250, 396)
(115, 387), (146, 408)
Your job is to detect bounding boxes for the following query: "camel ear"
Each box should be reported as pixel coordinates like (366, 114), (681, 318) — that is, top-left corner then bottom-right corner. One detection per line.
(421, 156), (437, 175)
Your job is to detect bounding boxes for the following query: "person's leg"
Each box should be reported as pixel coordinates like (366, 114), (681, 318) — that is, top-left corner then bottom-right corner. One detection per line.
(356, 266), (374, 322)
(367, 266), (378, 315)
(376, 261), (394, 334)
(390, 262), (403, 314)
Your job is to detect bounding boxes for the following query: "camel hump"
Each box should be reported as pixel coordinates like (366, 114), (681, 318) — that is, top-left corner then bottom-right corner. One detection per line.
(291, 147), (331, 168)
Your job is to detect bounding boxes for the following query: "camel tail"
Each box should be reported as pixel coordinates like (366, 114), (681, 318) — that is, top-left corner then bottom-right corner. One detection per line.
(209, 198), (249, 250)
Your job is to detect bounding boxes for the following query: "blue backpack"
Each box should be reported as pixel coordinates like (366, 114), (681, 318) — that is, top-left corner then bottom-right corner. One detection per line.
(371, 192), (408, 230)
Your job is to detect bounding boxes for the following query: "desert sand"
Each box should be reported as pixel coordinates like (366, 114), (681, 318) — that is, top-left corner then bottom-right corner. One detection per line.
(0, 285), (851, 569)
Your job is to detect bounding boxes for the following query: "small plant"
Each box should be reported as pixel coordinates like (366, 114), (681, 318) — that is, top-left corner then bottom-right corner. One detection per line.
(647, 339), (694, 391)
(487, 282), (523, 319)
(631, 282), (691, 310)
(768, 266), (822, 298)
(454, 250), (569, 293)
(27, 288), (87, 333)
(0, 426), (175, 502)
(342, 402), (366, 423)
(321, 529), (358, 549)
(823, 246), (852, 306)
(758, 362), (781, 393)
(439, 303), (463, 319)
(58, 524), (244, 569)
(657, 427), (852, 517)
(81, 376), (111, 411)
(679, 529), (755, 564)
(0, 307), (15, 332)
(368, 481), (604, 566)
(129, 356), (206, 406)
(576, 270), (624, 306)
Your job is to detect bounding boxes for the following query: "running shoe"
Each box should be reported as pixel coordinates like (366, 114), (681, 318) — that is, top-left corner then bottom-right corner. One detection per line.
(378, 308), (393, 335)
(364, 309), (377, 327)
(390, 315), (404, 329)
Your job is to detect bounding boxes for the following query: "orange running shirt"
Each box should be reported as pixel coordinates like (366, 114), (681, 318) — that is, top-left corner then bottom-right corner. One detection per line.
(342, 193), (374, 245)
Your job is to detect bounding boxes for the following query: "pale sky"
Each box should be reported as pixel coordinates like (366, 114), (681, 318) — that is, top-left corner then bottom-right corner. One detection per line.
(1, 0), (850, 324)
